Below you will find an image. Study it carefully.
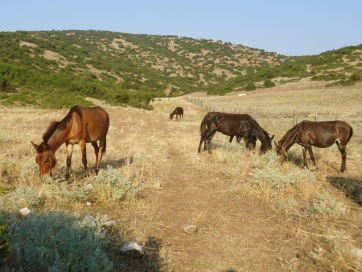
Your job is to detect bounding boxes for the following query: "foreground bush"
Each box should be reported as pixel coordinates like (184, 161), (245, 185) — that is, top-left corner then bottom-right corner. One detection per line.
(2, 210), (113, 272)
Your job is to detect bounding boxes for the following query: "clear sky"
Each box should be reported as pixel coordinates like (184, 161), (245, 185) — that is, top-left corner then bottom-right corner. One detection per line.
(1, 0), (361, 56)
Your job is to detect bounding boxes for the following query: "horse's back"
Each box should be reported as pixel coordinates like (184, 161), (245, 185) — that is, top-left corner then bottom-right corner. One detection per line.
(78, 106), (110, 140)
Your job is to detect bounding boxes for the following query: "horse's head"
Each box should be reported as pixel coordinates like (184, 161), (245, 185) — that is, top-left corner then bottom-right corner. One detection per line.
(169, 113), (173, 120)
(31, 141), (57, 176)
(260, 133), (274, 153)
(273, 139), (288, 164)
(274, 140), (283, 155)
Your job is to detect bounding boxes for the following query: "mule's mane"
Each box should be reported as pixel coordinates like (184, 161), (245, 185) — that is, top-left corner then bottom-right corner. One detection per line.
(279, 120), (308, 143)
(42, 106), (83, 143)
(249, 116), (268, 138)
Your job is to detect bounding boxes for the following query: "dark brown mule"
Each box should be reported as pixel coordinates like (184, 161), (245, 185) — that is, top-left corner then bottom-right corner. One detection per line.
(198, 112), (273, 154)
(170, 107), (184, 121)
(274, 120), (353, 172)
(31, 106), (110, 179)
(207, 129), (257, 151)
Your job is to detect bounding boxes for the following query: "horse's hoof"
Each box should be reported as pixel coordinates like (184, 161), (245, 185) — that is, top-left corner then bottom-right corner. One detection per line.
(65, 174), (70, 180)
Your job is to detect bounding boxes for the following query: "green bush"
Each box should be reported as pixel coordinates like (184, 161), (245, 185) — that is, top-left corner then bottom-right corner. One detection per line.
(245, 82), (256, 91)
(91, 165), (140, 201)
(263, 79), (276, 88)
(0, 224), (10, 262)
(3, 210), (113, 271)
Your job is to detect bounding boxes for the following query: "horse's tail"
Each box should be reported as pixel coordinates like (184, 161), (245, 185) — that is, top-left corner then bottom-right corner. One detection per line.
(347, 125), (353, 143)
(103, 140), (107, 154)
(200, 115), (208, 137)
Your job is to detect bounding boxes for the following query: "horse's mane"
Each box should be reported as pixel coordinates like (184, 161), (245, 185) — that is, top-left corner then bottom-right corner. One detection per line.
(248, 115), (269, 137)
(279, 120), (309, 143)
(42, 106), (83, 143)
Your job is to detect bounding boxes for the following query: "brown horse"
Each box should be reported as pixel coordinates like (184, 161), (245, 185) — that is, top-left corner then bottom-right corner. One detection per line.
(31, 106), (110, 179)
(198, 112), (273, 154)
(170, 107), (184, 121)
(274, 120), (353, 172)
(207, 129), (257, 151)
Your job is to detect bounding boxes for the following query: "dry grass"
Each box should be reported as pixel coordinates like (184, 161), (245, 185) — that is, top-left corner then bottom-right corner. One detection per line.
(1, 84), (362, 271)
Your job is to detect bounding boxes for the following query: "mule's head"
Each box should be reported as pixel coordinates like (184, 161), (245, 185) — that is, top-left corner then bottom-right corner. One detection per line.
(274, 140), (288, 163)
(274, 140), (283, 155)
(260, 133), (274, 153)
(31, 141), (57, 176)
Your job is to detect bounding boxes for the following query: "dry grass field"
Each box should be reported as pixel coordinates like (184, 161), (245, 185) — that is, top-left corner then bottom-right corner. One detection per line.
(1, 83), (362, 271)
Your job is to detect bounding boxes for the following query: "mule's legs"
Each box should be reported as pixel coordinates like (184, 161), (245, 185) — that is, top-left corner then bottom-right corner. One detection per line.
(79, 141), (89, 177)
(91, 142), (100, 174)
(93, 138), (106, 174)
(197, 136), (205, 153)
(336, 142), (347, 172)
(65, 143), (74, 180)
(305, 144), (317, 170)
(302, 146), (308, 168)
(206, 131), (217, 153)
(197, 130), (215, 154)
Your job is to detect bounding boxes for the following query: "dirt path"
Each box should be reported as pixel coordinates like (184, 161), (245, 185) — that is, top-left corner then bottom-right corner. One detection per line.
(110, 98), (302, 271)
(146, 146), (299, 271)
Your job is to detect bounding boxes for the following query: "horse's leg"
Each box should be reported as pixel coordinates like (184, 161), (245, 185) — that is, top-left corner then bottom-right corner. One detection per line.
(65, 143), (74, 180)
(198, 135), (205, 153)
(306, 145), (317, 169)
(91, 142), (100, 174)
(229, 135), (234, 143)
(336, 142), (347, 172)
(206, 131), (217, 154)
(79, 141), (89, 177)
(302, 146), (308, 168)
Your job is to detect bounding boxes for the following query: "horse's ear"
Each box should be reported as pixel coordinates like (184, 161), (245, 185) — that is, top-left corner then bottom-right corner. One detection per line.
(271, 135), (275, 141)
(31, 141), (38, 150)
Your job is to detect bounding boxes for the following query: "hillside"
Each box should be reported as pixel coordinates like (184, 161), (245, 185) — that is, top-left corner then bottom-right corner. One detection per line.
(0, 30), (361, 108)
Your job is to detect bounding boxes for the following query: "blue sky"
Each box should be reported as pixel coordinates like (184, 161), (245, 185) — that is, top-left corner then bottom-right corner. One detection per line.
(1, 0), (361, 56)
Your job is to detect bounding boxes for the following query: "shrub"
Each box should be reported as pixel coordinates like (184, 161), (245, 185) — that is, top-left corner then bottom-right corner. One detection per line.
(3, 210), (113, 271)
(263, 79), (276, 88)
(245, 82), (256, 91)
(90, 165), (140, 201)
(306, 193), (344, 217)
(0, 224), (10, 263)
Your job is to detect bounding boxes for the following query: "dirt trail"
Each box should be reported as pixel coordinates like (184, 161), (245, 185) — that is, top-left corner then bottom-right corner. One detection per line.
(112, 98), (302, 271)
(147, 146), (298, 271)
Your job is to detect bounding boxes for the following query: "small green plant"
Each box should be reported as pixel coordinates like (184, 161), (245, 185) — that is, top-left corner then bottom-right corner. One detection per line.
(306, 193), (344, 217)
(9, 186), (45, 208)
(91, 165), (140, 201)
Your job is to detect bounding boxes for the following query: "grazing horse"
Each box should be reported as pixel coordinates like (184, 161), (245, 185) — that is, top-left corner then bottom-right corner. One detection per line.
(274, 120), (353, 172)
(31, 106), (110, 179)
(170, 107), (184, 121)
(198, 112), (273, 154)
(207, 129), (257, 151)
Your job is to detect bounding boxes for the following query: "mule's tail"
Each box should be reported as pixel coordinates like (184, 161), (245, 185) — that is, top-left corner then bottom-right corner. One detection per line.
(200, 116), (208, 137)
(102, 140), (107, 154)
(347, 125), (353, 143)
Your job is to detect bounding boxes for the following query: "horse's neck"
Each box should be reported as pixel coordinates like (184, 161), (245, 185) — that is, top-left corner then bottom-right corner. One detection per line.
(280, 123), (302, 151)
(47, 127), (68, 152)
(281, 129), (298, 152)
(250, 123), (268, 144)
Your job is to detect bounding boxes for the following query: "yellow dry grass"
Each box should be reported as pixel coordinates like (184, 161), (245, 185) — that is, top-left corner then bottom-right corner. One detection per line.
(1, 84), (362, 271)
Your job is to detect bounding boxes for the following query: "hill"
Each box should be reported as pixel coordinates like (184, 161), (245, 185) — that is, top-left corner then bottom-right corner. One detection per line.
(0, 30), (361, 108)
